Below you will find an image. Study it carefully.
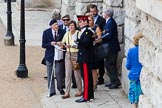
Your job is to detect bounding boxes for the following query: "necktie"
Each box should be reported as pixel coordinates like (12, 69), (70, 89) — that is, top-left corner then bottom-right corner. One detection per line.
(54, 31), (57, 42)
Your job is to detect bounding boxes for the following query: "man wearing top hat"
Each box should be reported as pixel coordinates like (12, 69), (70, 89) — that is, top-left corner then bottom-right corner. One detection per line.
(75, 15), (94, 103)
(42, 19), (66, 97)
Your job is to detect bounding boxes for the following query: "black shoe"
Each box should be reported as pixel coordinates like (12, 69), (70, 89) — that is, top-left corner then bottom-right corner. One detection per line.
(44, 76), (47, 80)
(72, 84), (77, 88)
(97, 79), (104, 85)
(62, 85), (65, 89)
(60, 90), (65, 95)
(105, 83), (112, 87)
(109, 84), (118, 89)
(117, 82), (121, 87)
(75, 98), (89, 103)
(48, 92), (56, 97)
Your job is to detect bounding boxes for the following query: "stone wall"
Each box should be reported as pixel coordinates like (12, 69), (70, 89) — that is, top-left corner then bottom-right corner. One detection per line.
(61, 0), (76, 19)
(61, 0), (104, 19)
(123, 0), (162, 107)
(16, 0), (61, 8)
(138, 8), (162, 108)
(61, 0), (125, 75)
(102, 0), (125, 75)
(122, 0), (141, 94)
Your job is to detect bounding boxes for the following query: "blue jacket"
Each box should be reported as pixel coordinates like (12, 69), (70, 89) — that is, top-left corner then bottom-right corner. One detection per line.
(42, 28), (66, 63)
(102, 17), (120, 54)
(126, 46), (142, 80)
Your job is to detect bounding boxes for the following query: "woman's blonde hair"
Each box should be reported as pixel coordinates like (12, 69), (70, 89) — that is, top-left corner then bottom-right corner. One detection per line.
(133, 32), (143, 45)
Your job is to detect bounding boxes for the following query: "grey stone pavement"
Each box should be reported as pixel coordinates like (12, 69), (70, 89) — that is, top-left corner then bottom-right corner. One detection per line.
(0, 1), (131, 108)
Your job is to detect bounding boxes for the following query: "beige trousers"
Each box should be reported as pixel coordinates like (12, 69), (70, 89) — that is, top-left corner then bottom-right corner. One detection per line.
(65, 52), (82, 93)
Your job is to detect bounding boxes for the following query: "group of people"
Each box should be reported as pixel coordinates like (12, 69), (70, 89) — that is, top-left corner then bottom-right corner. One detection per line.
(42, 4), (143, 107)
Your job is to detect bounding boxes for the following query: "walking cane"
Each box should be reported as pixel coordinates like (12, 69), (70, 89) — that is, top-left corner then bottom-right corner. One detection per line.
(48, 45), (66, 97)
(47, 52), (55, 97)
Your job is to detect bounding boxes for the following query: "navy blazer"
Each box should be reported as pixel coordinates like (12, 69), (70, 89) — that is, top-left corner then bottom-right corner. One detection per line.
(59, 24), (64, 29)
(77, 26), (94, 63)
(95, 15), (106, 31)
(42, 28), (66, 63)
(102, 17), (121, 54)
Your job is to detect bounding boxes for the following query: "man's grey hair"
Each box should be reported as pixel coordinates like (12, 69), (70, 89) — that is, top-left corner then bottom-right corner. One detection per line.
(104, 8), (114, 17)
(51, 9), (61, 20)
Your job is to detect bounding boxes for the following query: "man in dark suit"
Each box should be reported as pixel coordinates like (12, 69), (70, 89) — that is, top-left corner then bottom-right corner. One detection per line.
(42, 19), (66, 97)
(89, 4), (106, 85)
(75, 15), (94, 103)
(102, 8), (121, 89)
(89, 4), (105, 30)
(59, 14), (70, 32)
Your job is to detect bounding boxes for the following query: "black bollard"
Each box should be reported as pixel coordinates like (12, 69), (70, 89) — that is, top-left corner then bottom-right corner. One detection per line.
(16, 0), (28, 78)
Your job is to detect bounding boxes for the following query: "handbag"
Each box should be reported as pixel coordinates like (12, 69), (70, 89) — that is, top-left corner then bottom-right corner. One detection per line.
(94, 43), (110, 61)
(71, 56), (80, 70)
(41, 57), (46, 65)
(68, 32), (80, 70)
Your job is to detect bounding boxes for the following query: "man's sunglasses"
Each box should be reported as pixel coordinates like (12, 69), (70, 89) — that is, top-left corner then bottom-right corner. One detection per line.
(63, 19), (70, 21)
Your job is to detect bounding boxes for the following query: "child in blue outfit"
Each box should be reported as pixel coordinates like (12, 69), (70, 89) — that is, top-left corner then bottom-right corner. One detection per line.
(126, 32), (143, 108)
